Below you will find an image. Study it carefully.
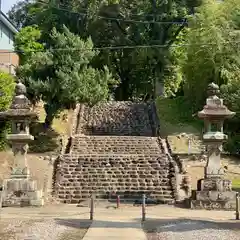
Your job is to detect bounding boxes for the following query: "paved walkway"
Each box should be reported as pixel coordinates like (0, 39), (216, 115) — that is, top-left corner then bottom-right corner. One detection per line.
(0, 204), (239, 240)
(82, 205), (239, 240)
(83, 218), (146, 240)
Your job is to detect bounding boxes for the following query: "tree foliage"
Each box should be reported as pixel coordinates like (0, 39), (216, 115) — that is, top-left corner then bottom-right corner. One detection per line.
(182, 0), (240, 110)
(14, 25), (44, 64)
(181, 0), (240, 153)
(9, 0), (201, 101)
(0, 72), (15, 150)
(9, 0), (240, 153)
(0, 72), (15, 111)
(17, 26), (115, 127)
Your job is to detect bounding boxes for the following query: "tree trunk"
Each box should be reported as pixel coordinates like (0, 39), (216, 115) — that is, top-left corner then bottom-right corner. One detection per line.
(44, 103), (55, 129)
(44, 113), (54, 129)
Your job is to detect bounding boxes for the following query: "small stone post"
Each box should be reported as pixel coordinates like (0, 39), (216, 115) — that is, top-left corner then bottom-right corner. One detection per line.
(90, 194), (95, 220)
(142, 194), (146, 221)
(116, 195), (120, 208)
(0, 81), (44, 207)
(236, 193), (239, 220)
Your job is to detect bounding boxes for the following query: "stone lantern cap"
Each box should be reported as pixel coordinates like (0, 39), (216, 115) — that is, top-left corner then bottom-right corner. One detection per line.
(198, 82), (235, 120)
(0, 80), (37, 121)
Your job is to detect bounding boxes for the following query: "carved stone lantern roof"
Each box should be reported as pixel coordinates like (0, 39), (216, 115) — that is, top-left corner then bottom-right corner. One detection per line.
(198, 82), (235, 120)
(0, 80), (37, 121)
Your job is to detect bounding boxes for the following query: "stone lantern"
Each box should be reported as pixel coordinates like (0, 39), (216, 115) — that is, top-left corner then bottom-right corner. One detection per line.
(190, 82), (237, 210)
(0, 81), (44, 207)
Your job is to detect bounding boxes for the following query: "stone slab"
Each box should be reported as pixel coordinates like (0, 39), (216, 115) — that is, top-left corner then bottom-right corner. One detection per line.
(29, 199), (44, 206)
(1, 178), (44, 207)
(196, 190), (236, 201)
(198, 178), (232, 191)
(190, 199), (236, 210)
(2, 178), (38, 191)
(82, 219), (147, 240)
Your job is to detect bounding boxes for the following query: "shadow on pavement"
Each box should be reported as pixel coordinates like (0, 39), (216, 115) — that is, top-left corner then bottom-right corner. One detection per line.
(55, 217), (240, 231)
(55, 219), (92, 229)
(142, 218), (240, 233)
(55, 218), (143, 229)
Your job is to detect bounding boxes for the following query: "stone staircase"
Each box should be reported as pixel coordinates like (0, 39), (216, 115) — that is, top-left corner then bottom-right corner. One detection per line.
(70, 136), (161, 154)
(75, 102), (153, 136)
(53, 101), (178, 204)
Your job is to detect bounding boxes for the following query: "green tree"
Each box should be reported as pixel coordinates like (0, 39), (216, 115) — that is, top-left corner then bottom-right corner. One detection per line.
(10, 0), (201, 101)
(17, 26), (115, 127)
(0, 72), (16, 149)
(14, 25), (44, 64)
(8, 0), (39, 29)
(181, 0), (240, 153)
(88, 0), (201, 100)
(182, 0), (240, 111)
(0, 72), (15, 111)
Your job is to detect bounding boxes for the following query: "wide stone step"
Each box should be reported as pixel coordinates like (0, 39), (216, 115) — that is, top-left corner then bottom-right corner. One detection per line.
(60, 154), (169, 161)
(55, 135), (175, 202)
(56, 189), (174, 203)
(71, 136), (162, 154)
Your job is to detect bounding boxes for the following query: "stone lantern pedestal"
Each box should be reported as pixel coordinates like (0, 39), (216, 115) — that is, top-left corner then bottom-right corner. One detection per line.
(190, 83), (237, 210)
(0, 81), (44, 207)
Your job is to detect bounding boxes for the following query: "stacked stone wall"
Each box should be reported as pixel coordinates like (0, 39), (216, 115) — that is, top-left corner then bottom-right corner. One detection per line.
(53, 101), (177, 203)
(76, 102), (153, 136)
(71, 136), (160, 155)
(54, 153), (173, 203)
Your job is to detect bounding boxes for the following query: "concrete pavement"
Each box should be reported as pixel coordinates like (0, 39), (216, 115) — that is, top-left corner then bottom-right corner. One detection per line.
(82, 217), (146, 240)
(82, 204), (238, 240)
(0, 204), (238, 240)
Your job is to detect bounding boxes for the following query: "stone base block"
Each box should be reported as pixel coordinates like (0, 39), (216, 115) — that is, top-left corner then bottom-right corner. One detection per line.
(3, 178), (38, 191)
(190, 199), (235, 210)
(196, 190), (236, 201)
(1, 178), (44, 207)
(190, 190), (237, 210)
(29, 198), (44, 207)
(197, 178), (232, 192)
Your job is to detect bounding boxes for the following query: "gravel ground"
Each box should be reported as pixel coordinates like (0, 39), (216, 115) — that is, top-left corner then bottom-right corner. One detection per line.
(144, 219), (240, 240)
(0, 218), (90, 240)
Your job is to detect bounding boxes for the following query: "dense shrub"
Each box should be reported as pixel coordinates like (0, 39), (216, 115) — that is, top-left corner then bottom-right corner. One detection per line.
(0, 71), (15, 150)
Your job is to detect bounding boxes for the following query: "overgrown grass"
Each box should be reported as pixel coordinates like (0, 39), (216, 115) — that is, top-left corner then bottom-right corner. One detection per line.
(29, 103), (73, 153)
(156, 96), (202, 136)
(29, 122), (60, 153)
(232, 179), (240, 192)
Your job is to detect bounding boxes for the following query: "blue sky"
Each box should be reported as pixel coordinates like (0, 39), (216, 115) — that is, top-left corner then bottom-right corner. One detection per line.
(1, 0), (18, 14)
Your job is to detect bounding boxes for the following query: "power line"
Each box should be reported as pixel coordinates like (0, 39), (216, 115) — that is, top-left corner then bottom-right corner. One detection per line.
(1, 41), (240, 54)
(37, 0), (187, 25)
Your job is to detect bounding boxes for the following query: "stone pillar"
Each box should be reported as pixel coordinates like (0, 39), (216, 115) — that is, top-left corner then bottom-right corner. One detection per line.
(205, 143), (224, 178)
(0, 81), (44, 207)
(190, 82), (236, 210)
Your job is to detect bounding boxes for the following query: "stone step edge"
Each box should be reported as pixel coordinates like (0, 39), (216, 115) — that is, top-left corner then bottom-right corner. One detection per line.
(72, 135), (158, 139)
(61, 153), (166, 157)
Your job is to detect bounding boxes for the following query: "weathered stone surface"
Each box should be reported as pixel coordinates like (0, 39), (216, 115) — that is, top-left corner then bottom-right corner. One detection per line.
(0, 81), (44, 207)
(75, 102), (153, 136)
(191, 83), (236, 210)
(190, 198), (236, 210)
(55, 153), (173, 201)
(1, 179), (44, 207)
(53, 101), (181, 203)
